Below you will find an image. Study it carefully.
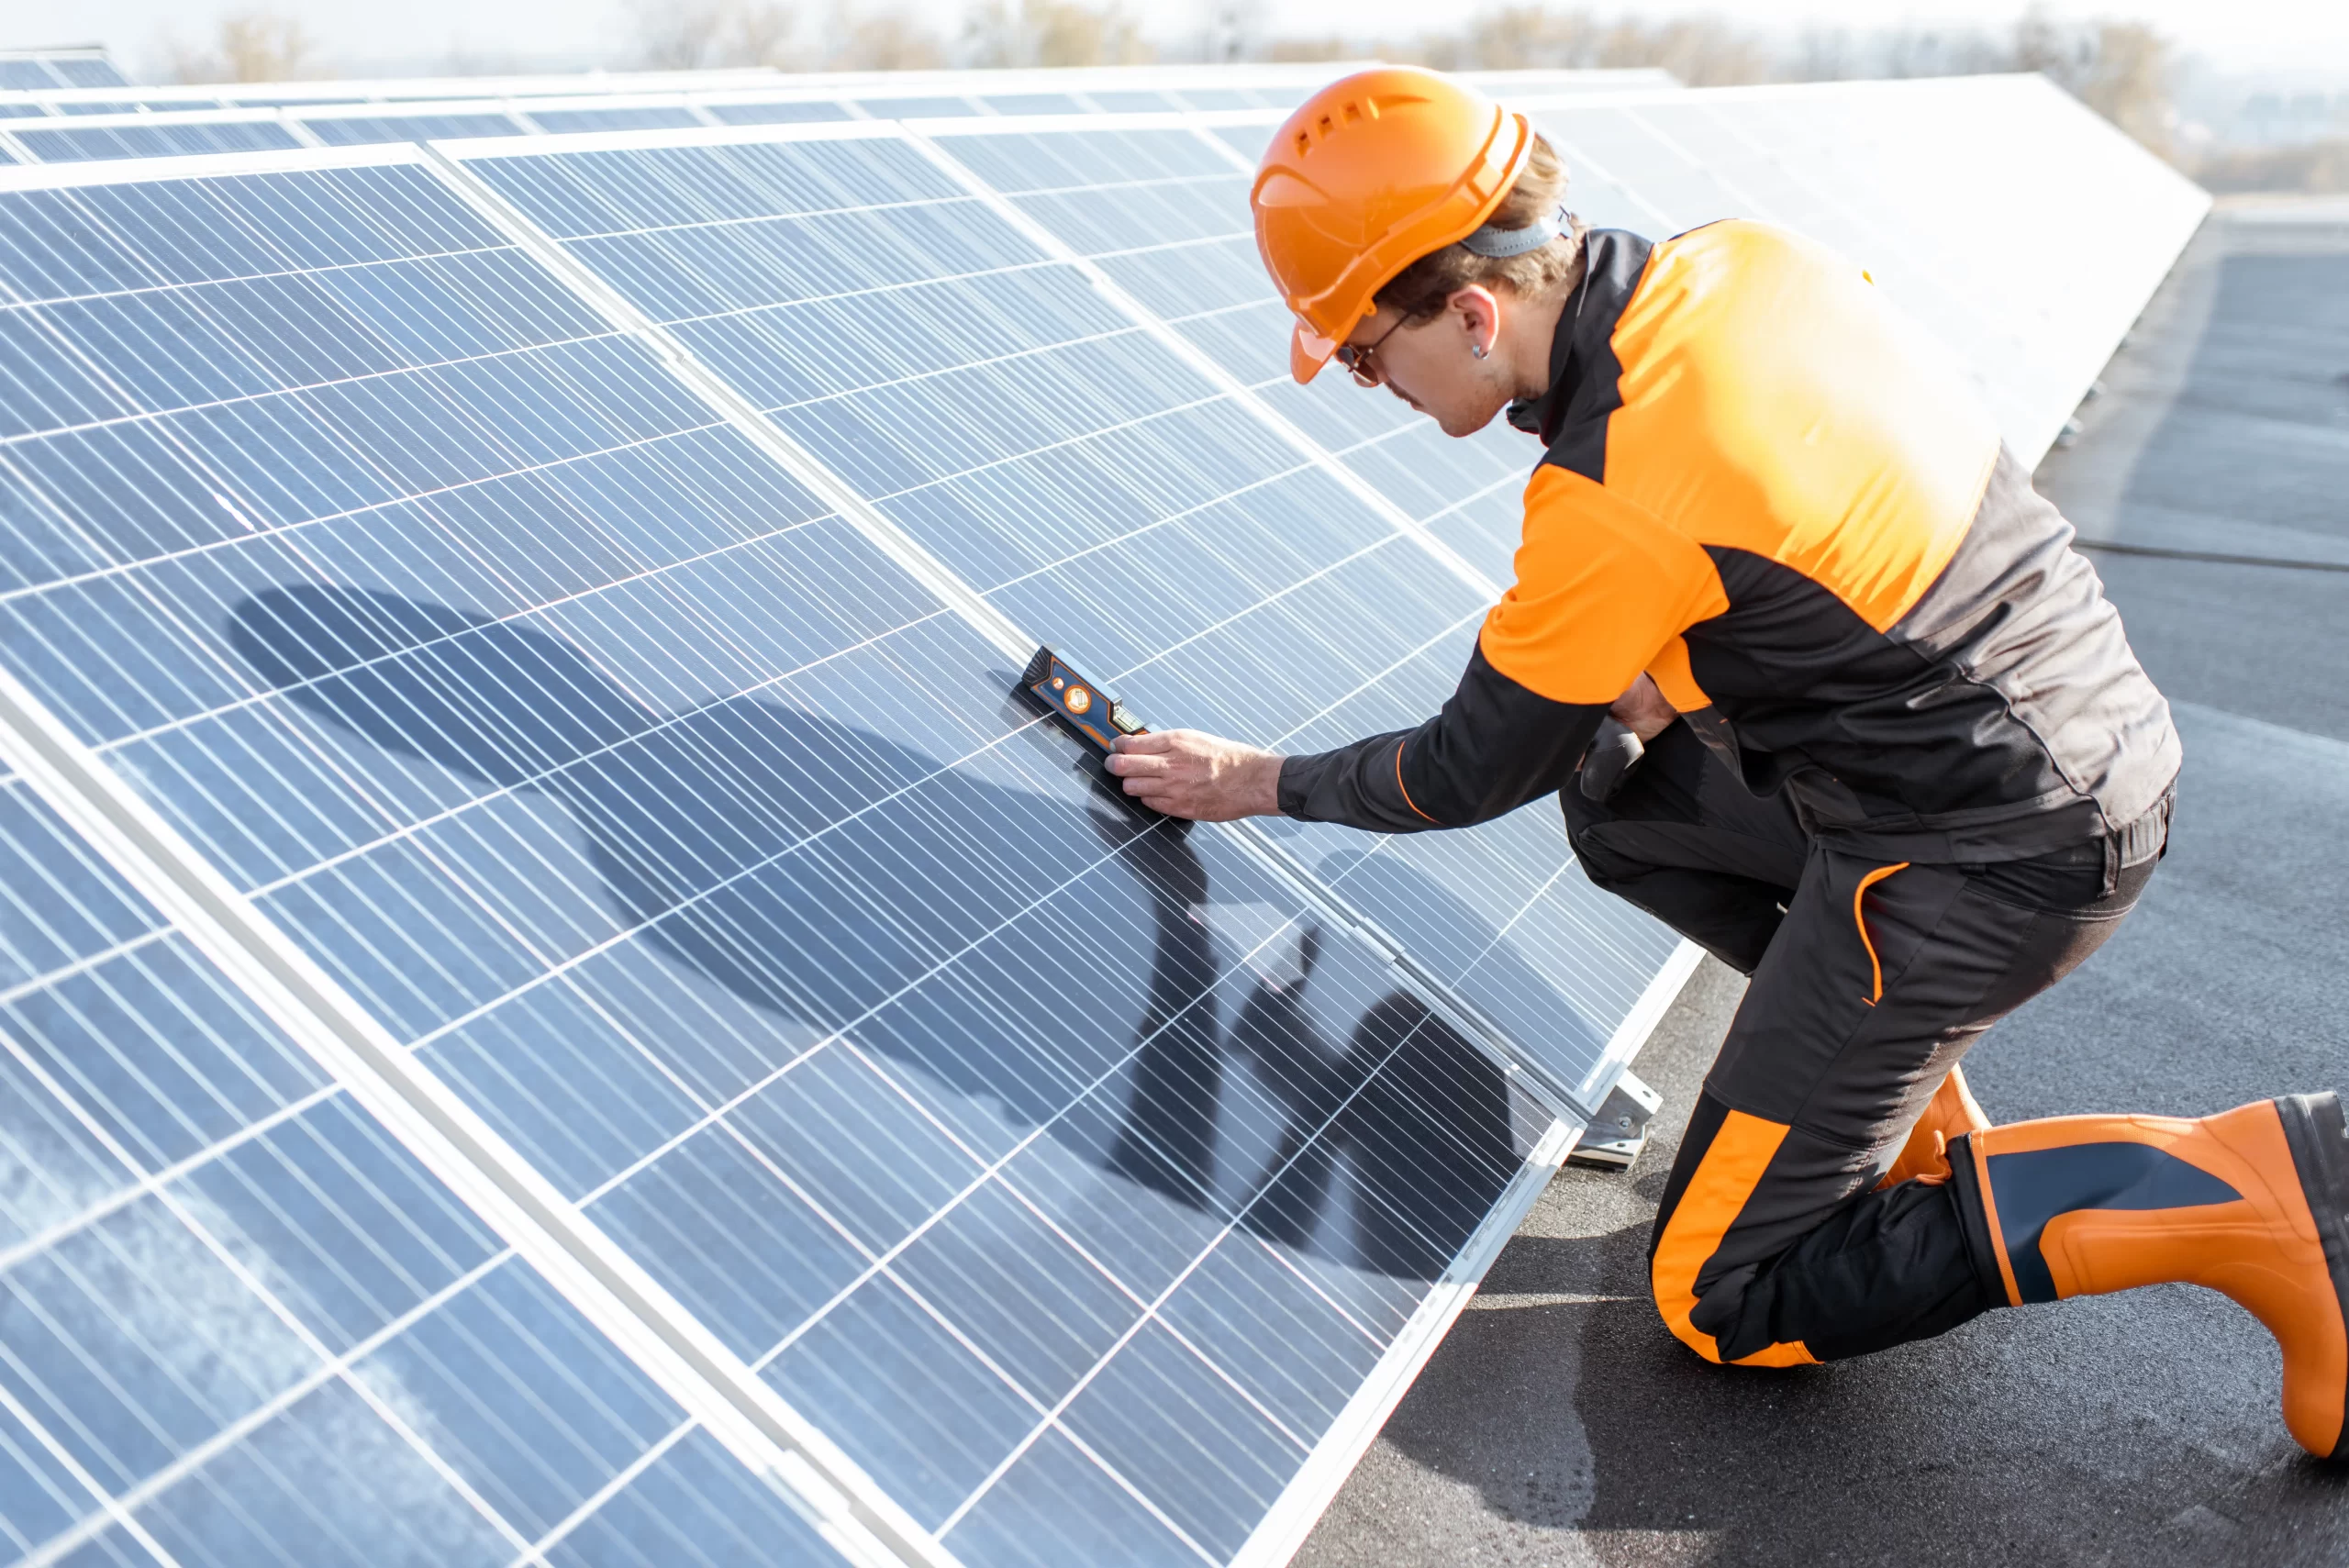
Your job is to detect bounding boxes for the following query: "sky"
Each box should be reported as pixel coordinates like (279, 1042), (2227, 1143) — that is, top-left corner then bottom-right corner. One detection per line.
(6, 0), (2348, 83)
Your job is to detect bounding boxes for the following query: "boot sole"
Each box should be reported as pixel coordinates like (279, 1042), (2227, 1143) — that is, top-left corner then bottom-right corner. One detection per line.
(2275, 1090), (2349, 1461)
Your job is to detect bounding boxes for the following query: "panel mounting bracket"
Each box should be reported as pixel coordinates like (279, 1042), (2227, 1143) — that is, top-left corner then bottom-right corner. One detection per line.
(1564, 1070), (1663, 1172)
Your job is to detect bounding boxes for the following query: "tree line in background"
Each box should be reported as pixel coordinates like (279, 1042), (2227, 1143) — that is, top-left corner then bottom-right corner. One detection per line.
(162, 3), (2346, 193)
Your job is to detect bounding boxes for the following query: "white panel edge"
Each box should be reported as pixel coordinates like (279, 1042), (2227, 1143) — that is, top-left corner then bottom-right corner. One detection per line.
(1230, 1113), (1583, 1568)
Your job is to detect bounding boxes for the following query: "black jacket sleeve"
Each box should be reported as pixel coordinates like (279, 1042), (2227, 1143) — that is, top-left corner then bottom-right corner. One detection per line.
(1275, 642), (1609, 833)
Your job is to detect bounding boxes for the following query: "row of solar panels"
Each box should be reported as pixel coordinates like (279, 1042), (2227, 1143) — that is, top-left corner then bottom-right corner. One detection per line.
(0, 49), (128, 93)
(0, 76), (2205, 1568)
(0, 62), (1679, 122)
(0, 71), (1681, 168)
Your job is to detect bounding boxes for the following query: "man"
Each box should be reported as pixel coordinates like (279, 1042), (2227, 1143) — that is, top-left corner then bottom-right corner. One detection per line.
(1104, 67), (2348, 1458)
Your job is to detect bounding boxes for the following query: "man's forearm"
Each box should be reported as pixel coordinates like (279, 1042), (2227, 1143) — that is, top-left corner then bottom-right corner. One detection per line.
(1275, 731), (1438, 833)
(1279, 656), (1609, 834)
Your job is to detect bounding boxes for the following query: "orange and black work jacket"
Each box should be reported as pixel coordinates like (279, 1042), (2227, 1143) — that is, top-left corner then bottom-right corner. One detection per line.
(1277, 222), (2179, 862)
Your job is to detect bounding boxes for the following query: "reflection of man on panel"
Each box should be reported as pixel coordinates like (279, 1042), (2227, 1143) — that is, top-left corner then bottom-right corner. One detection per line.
(1106, 68), (2349, 1458)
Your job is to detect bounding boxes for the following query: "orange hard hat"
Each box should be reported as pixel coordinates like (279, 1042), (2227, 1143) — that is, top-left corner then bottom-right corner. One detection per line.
(1252, 67), (1535, 384)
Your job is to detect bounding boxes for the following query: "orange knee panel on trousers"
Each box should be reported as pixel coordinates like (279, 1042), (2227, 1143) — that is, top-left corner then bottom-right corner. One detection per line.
(1649, 1107), (1819, 1368)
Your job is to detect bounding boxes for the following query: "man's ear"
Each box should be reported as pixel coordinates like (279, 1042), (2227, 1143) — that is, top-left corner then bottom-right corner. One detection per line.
(1447, 284), (1501, 358)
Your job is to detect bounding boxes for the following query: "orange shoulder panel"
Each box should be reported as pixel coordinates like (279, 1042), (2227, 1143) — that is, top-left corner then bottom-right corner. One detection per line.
(1478, 463), (1728, 706)
(1602, 222), (2000, 633)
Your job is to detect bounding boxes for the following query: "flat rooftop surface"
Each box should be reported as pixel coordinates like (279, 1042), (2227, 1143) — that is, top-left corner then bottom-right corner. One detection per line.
(1297, 198), (2349, 1567)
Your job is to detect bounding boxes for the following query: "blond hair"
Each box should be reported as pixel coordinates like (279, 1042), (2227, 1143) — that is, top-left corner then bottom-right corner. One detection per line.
(1373, 133), (1582, 321)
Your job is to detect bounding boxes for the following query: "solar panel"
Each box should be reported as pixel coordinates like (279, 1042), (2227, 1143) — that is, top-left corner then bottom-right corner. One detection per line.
(440, 122), (1685, 1118)
(1520, 77), (2208, 462)
(858, 96), (987, 119)
(525, 106), (708, 136)
(0, 761), (863, 1565)
(0, 51), (129, 92)
(47, 58), (129, 91)
(305, 112), (529, 147)
(978, 95), (1089, 117)
(0, 69), (1687, 170)
(7, 119), (305, 163)
(0, 140), (1571, 1566)
(708, 100), (861, 127)
(941, 118), (1545, 588)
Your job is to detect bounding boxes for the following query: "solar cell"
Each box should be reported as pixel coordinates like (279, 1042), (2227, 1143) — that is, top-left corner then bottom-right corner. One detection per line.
(0, 140), (1570, 1565)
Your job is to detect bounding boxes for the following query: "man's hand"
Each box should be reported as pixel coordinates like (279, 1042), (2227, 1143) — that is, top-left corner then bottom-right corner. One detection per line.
(1106, 730), (1283, 821)
(1609, 672), (1678, 742)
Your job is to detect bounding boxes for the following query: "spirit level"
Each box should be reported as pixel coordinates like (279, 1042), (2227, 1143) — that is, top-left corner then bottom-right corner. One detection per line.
(1016, 646), (1148, 753)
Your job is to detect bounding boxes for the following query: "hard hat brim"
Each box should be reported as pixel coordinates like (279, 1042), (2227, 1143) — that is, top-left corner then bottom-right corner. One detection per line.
(1290, 320), (1341, 384)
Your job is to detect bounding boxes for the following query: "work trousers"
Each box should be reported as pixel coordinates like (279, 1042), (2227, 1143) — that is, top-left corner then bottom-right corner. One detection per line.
(1564, 721), (2167, 1364)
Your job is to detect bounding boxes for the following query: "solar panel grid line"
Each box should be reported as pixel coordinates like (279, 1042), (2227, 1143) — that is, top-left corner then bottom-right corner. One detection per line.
(0, 116), (1578, 1145)
(0, 60), (1462, 137)
(0, 1375), (169, 1564)
(930, 114), (1527, 593)
(0, 85), (1662, 171)
(0, 1062), (342, 1283)
(0, 657), (950, 1567)
(0, 728), (916, 1568)
(50, 435), (892, 755)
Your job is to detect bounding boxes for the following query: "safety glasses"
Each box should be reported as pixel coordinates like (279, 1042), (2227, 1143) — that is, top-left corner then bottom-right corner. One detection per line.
(1332, 315), (1408, 387)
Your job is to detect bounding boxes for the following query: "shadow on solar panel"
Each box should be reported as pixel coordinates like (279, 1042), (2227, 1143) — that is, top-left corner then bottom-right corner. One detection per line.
(228, 583), (1520, 1280)
(203, 582), (1542, 1560)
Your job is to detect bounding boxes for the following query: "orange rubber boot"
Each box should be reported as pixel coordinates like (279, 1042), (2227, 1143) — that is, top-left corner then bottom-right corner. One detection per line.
(1877, 1063), (1991, 1189)
(1964, 1092), (2349, 1459)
